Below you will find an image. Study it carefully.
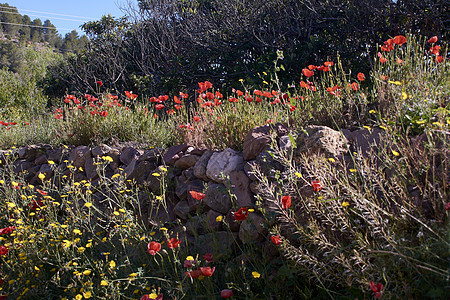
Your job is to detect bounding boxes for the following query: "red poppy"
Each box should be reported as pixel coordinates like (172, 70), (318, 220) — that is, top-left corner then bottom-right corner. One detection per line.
(357, 72), (365, 81)
(427, 36), (438, 44)
(271, 235), (282, 245)
(234, 207), (249, 221)
(203, 253), (214, 262)
(166, 109), (174, 115)
(189, 191), (206, 201)
(228, 97), (238, 103)
(317, 65), (330, 72)
(100, 111), (108, 117)
(167, 238), (181, 249)
(393, 35), (406, 45)
(379, 56), (387, 64)
(96, 80), (103, 86)
(253, 89), (263, 96)
(206, 92), (215, 100)
(193, 116), (201, 122)
(174, 96), (182, 104)
(0, 245), (8, 256)
(221, 289), (233, 298)
(24, 122), (30, 125)
(36, 189), (47, 196)
(125, 91), (138, 100)
(281, 195), (291, 209)
(0, 226), (15, 235)
(155, 104), (165, 110)
(54, 114), (63, 119)
(311, 180), (322, 192)
(185, 269), (202, 279)
(396, 57), (403, 64)
(369, 281), (384, 299)
(435, 56), (444, 63)
(351, 82), (359, 91)
(175, 105), (182, 110)
(147, 241), (161, 255)
(302, 68), (314, 77)
(215, 91), (223, 98)
(429, 45), (440, 55)
(270, 99), (280, 105)
(198, 81), (213, 92)
(28, 199), (43, 210)
(290, 105), (296, 112)
(308, 65), (317, 70)
(255, 96), (262, 103)
(324, 61), (333, 67)
(200, 266), (215, 277)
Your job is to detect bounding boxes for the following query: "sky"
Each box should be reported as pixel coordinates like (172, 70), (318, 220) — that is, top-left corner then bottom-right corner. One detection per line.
(5, 0), (132, 35)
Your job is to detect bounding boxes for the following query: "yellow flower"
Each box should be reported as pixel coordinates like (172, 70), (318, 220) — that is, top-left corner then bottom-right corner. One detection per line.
(160, 227), (168, 231)
(186, 255), (194, 261)
(34, 266), (39, 271)
(369, 110), (376, 114)
(159, 166), (167, 172)
(62, 240), (72, 248)
(73, 229), (82, 235)
(216, 215), (223, 222)
(252, 271), (261, 278)
(84, 202), (93, 208)
(85, 242), (92, 248)
(119, 208), (126, 213)
(416, 120), (426, 124)
(38, 173), (45, 180)
(7, 202), (16, 208)
(84, 291), (92, 299)
(79, 167), (84, 172)
(75, 295), (83, 300)
(327, 158), (335, 163)
(294, 172), (302, 178)
(248, 208), (255, 212)
(379, 125), (387, 130)
(78, 247), (86, 253)
(48, 160), (55, 165)
(109, 260), (116, 269)
(402, 92), (408, 100)
(392, 150), (400, 156)
(149, 293), (158, 299)
(150, 231), (155, 236)
(152, 172), (160, 177)
(111, 174), (120, 179)
(83, 270), (92, 276)
(0, 180), (4, 184)
(263, 80), (269, 85)
(100, 280), (108, 286)
(102, 156), (113, 162)
(349, 169), (356, 173)
(129, 273), (138, 278)
(388, 80), (401, 85)
(342, 201), (350, 207)
(113, 211), (120, 216)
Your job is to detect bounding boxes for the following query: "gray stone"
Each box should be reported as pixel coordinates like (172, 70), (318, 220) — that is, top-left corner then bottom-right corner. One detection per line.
(193, 150), (213, 181)
(163, 144), (189, 165)
(238, 213), (268, 244)
(173, 200), (191, 220)
(138, 148), (164, 163)
(174, 154), (200, 170)
(126, 160), (155, 184)
(19, 144), (51, 161)
(69, 146), (91, 168)
(227, 170), (254, 207)
(350, 128), (383, 156)
(243, 161), (258, 181)
(91, 144), (112, 157)
(47, 148), (64, 163)
(206, 148), (244, 183)
(85, 157), (99, 180)
(203, 183), (232, 214)
(294, 125), (348, 158)
(243, 123), (289, 160)
(120, 147), (142, 165)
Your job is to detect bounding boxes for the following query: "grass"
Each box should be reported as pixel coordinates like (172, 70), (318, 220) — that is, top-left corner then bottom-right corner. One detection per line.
(0, 34), (448, 299)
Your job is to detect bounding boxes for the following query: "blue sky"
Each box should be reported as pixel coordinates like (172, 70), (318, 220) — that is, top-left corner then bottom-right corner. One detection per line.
(5, 0), (131, 35)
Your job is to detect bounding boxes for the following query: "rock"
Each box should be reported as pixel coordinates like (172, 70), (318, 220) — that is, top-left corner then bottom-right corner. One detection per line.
(205, 209), (223, 232)
(238, 213), (268, 244)
(138, 148), (164, 164)
(69, 146), (92, 168)
(226, 170), (254, 207)
(163, 144), (189, 165)
(36, 164), (54, 181)
(85, 157), (99, 180)
(13, 160), (33, 174)
(47, 148), (65, 163)
(254, 150), (284, 180)
(193, 150), (213, 181)
(203, 183), (232, 214)
(279, 135), (293, 156)
(243, 123), (288, 160)
(120, 147), (142, 165)
(243, 161), (258, 181)
(174, 154), (200, 170)
(33, 154), (48, 165)
(294, 125), (348, 158)
(186, 215), (206, 235)
(175, 176), (188, 201)
(126, 161), (155, 184)
(147, 198), (176, 227)
(206, 148), (244, 183)
(91, 144), (112, 157)
(173, 200), (191, 220)
(349, 128), (383, 156)
(186, 179), (206, 211)
(19, 144), (51, 161)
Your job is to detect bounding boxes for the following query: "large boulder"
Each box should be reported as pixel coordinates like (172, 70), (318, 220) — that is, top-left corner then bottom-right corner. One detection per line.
(243, 123), (289, 160)
(206, 149), (244, 183)
(193, 150), (213, 181)
(174, 154), (200, 170)
(120, 147), (142, 165)
(294, 125), (348, 158)
(203, 182), (232, 214)
(226, 170), (254, 207)
(238, 213), (268, 244)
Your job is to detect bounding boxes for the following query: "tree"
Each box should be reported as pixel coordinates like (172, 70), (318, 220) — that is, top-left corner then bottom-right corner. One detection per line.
(31, 19), (43, 42)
